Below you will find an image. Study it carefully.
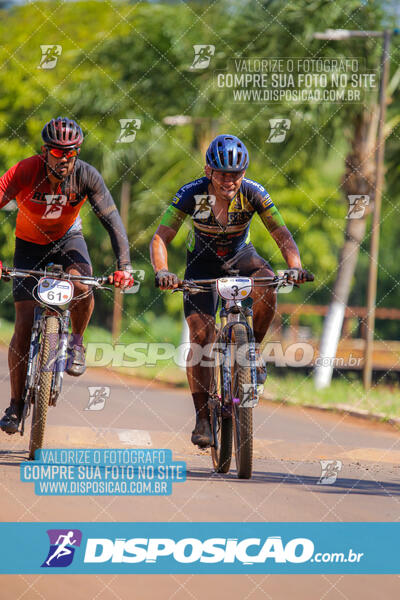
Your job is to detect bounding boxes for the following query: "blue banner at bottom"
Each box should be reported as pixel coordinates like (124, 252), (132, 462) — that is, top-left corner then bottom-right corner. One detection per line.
(0, 522), (398, 574)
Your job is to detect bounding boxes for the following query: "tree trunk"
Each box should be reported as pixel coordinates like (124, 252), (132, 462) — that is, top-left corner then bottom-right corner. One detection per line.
(314, 108), (378, 389)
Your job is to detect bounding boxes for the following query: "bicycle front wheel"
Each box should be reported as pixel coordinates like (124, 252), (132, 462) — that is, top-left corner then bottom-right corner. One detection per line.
(231, 323), (253, 479)
(29, 316), (59, 460)
(210, 344), (232, 473)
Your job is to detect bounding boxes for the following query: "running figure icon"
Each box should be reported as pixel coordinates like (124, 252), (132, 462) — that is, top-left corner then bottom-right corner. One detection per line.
(41, 529), (82, 568)
(46, 531), (77, 566)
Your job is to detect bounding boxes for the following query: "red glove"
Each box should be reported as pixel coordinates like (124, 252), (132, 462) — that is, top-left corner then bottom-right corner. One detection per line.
(113, 269), (134, 289)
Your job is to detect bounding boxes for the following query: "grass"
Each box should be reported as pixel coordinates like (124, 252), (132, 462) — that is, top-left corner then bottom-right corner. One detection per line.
(265, 369), (400, 421)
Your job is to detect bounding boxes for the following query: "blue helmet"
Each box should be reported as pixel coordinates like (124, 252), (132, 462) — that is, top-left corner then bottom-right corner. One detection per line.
(206, 134), (249, 172)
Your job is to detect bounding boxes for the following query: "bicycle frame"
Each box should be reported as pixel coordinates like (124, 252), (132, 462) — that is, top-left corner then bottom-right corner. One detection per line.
(166, 270), (314, 476)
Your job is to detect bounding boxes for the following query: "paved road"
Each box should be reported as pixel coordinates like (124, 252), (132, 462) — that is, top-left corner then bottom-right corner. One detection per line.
(0, 347), (399, 598)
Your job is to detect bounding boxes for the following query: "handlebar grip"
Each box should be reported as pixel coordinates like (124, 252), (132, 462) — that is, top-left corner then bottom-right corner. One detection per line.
(0, 262), (11, 282)
(305, 271), (314, 282)
(154, 272), (182, 288)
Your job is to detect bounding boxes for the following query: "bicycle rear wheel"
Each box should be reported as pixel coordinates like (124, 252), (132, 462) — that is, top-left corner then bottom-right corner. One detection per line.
(29, 316), (59, 460)
(210, 336), (232, 473)
(231, 323), (253, 479)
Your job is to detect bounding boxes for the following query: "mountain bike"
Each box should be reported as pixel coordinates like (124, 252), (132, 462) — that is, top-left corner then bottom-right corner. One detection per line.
(0, 263), (116, 459)
(174, 270), (314, 479)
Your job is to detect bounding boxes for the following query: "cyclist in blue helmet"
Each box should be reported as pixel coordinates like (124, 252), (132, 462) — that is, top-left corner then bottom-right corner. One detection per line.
(150, 134), (310, 447)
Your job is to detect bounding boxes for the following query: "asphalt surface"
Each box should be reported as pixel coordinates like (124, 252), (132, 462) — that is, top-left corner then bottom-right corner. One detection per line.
(0, 347), (399, 598)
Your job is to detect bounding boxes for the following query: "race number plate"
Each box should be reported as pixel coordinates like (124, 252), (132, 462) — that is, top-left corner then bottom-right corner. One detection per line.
(37, 278), (74, 306)
(216, 277), (253, 300)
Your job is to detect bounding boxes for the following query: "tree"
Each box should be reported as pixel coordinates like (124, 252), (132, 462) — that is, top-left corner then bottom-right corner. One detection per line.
(314, 108), (378, 388)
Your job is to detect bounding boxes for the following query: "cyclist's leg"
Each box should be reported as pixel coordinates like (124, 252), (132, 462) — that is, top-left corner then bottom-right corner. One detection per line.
(230, 244), (276, 383)
(7, 300), (36, 410)
(56, 232), (93, 376)
(65, 261), (93, 377)
(66, 262), (94, 335)
(250, 264), (276, 344)
(184, 256), (220, 446)
(56, 231), (94, 333)
(186, 312), (216, 418)
(1, 238), (48, 432)
(233, 244), (277, 343)
(185, 309), (217, 446)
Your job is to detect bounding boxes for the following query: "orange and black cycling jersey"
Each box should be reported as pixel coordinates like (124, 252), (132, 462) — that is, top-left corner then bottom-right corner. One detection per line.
(0, 154), (130, 267)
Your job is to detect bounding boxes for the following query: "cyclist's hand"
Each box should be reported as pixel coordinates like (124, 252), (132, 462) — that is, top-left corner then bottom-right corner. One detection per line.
(155, 269), (180, 289)
(297, 269), (314, 283)
(113, 269), (134, 289)
(287, 268), (314, 284)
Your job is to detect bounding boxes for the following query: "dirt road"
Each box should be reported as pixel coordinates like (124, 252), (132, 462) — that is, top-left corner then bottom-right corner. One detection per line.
(0, 348), (399, 598)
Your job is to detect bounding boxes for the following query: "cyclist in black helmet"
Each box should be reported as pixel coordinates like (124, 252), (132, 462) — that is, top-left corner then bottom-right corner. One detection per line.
(150, 134), (309, 447)
(0, 117), (134, 434)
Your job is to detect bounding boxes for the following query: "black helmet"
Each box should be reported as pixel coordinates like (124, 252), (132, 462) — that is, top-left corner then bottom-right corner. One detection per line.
(41, 117), (84, 149)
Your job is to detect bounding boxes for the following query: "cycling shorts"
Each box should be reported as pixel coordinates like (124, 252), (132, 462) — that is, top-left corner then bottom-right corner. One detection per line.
(183, 243), (274, 318)
(13, 231), (92, 302)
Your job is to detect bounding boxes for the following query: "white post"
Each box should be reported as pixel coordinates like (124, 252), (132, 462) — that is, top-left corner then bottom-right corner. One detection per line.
(313, 301), (345, 389)
(177, 314), (190, 370)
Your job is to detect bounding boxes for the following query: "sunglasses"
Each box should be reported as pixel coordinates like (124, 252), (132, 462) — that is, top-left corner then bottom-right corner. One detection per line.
(47, 147), (79, 159)
(213, 170), (244, 180)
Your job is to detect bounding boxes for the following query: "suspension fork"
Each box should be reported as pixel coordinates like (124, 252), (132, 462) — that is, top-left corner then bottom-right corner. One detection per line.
(20, 306), (45, 436)
(244, 306), (258, 394)
(216, 307), (230, 410)
(222, 304), (258, 406)
(51, 309), (70, 406)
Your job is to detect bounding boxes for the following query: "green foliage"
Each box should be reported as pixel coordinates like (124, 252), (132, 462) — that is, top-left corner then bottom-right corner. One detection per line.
(0, 0), (398, 342)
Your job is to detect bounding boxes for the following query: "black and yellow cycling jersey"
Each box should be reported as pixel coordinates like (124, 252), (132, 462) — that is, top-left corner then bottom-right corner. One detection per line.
(161, 176), (285, 259)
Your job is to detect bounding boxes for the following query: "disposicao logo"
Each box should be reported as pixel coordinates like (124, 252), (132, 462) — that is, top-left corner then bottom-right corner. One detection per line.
(41, 529), (82, 568)
(83, 536), (314, 564)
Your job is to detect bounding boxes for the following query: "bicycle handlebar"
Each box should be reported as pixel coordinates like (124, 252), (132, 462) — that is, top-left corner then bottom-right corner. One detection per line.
(0, 264), (114, 287)
(175, 270), (314, 291)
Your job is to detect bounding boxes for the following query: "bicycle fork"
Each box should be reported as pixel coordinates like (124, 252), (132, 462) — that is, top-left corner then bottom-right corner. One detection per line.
(20, 309), (70, 435)
(20, 306), (43, 436)
(221, 303), (259, 408)
(51, 310), (70, 406)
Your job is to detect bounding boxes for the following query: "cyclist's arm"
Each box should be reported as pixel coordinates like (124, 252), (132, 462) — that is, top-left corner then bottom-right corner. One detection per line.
(249, 180), (303, 269)
(0, 161), (29, 208)
(85, 166), (131, 269)
(259, 206), (302, 269)
(150, 205), (187, 272)
(270, 225), (302, 269)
